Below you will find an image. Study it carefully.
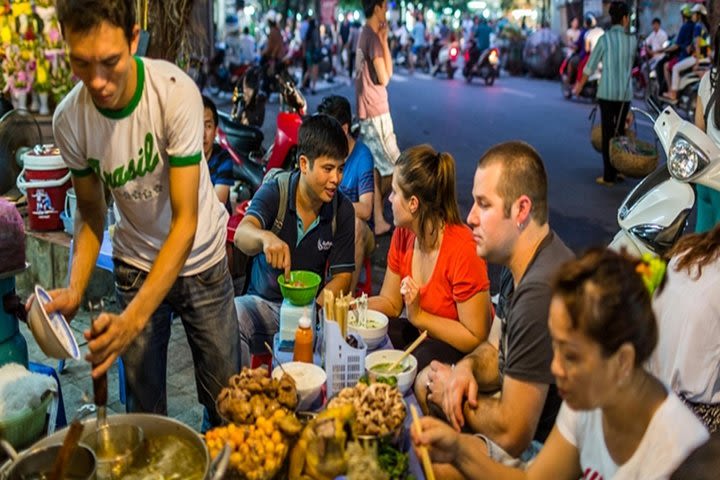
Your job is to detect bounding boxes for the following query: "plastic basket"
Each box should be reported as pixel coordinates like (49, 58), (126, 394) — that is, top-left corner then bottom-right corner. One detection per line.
(323, 314), (367, 398)
(0, 390), (53, 449)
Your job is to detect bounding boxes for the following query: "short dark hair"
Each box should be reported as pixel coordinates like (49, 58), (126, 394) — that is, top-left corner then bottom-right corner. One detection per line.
(55, 0), (136, 45)
(609, 1), (629, 25)
(477, 141), (549, 225)
(242, 26), (249, 35)
(552, 249), (658, 365)
(202, 95), (218, 127)
(362, 0), (384, 19)
(652, 17), (661, 25)
(316, 95), (352, 129)
(298, 114), (349, 166)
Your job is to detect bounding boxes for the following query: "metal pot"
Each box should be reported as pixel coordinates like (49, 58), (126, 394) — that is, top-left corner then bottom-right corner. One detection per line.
(0, 439), (96, 480)
(19, 414), (228, 480)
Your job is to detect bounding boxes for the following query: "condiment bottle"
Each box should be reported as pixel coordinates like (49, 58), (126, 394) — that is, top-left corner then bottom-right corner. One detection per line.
(293, 310), (313, 363)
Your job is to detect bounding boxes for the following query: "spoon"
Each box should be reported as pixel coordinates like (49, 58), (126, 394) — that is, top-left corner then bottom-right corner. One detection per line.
(47, 419), (85, 480)
(264, 341), (289, 377)
(386, 330), (428, 373)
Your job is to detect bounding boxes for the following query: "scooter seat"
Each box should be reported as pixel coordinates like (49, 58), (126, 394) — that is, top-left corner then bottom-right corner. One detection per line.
(218, 111), (264, 154)
(232, 153), (265, 189)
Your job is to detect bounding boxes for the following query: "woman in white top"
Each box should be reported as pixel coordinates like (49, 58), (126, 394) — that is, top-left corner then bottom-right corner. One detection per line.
(647, 224), (720, 432)
(412, 249), (709, 480)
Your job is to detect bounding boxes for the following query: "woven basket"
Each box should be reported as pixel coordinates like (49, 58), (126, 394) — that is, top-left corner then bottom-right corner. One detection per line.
(0, 391), (53, 449)
(592, 126), (637, 153)
(610, 136), (659, 178)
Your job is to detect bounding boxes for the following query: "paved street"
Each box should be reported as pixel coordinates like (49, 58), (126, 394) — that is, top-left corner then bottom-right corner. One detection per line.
(23, 68), (660, 432)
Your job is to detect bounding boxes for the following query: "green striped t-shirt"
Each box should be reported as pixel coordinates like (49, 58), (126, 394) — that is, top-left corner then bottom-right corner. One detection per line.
(584, 25), (638, 102)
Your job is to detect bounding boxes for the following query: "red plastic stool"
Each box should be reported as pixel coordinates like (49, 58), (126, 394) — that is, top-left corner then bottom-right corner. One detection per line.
(250, 353), (273, 373)
(355, 257), (373, 296)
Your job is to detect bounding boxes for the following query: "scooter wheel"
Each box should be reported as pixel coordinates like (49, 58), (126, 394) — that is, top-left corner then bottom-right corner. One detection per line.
(485, 74), (495, 86)
(465, 73), (473, 84)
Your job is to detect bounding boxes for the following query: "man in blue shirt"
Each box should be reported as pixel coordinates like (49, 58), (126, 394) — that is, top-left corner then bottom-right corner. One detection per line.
(659, 6), (694, 95)
(474, 17), (492, 54)
(317, 95), (375, 293)
(233, 115), (355, 367)
(202, 96), (234, 213)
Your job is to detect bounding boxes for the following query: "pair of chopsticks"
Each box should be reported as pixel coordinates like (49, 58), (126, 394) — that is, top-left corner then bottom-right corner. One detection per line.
(410, 404), (436, 480)
(386, 330), (428, 372)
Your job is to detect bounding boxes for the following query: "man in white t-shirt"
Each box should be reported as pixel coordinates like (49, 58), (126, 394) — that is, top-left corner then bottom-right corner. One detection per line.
(45, 0), (239, 430)
(645, 17), (668, 60)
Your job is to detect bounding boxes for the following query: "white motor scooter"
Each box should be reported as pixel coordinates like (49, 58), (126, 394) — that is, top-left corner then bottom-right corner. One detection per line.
(610, 105), (720, 257)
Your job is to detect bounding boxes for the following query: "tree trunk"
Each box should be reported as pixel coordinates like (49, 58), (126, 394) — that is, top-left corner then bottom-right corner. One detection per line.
(144, 0), (204, 61)
(711, 0), (720, 38)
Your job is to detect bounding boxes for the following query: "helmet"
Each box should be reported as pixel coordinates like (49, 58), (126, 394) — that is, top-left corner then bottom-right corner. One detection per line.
(691, 4), (708, 16)
(681, 4), (692, 17)
(584, 13), (597, 28)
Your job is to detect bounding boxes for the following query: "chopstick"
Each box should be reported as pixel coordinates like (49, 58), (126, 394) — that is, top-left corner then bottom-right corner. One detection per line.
(410, 405), (436, 480)
(387, 330), (428, 372)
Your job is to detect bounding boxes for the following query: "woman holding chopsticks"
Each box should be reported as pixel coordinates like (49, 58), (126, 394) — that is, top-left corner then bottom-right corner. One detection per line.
(410, 250), (709, 480)
(368, 144), (492, 372)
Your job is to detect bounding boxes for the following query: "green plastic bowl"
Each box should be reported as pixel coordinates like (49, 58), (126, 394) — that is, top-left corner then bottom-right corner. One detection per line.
(278, 270), (322, 306)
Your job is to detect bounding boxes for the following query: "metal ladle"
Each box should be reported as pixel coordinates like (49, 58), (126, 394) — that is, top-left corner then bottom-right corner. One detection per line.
(85, 300), (144, 479)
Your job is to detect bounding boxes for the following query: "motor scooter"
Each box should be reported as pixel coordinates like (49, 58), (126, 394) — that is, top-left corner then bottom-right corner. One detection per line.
(463, 41), (500, 85)
(561, 60), (600, 100)
(610, 104), (720, 257)
(432, 40), (460, 79)
(648, 57), (709, 122)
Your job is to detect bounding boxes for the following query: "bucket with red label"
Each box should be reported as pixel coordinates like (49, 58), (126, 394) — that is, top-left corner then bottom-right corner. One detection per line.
(16, 145), (71, 231)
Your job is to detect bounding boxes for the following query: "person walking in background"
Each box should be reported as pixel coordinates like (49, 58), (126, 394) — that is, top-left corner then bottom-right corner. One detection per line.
(575, 1), (637, 186)
(302, 18), (321, 94)
(356, 0), (401, 236)
(693, 26), (720, 232)
(346, 20), (360, 78)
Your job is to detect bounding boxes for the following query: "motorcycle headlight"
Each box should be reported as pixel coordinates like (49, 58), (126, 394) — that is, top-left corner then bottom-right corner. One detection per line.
(668, 135), (710, 180)
(489, 51), (498, 65)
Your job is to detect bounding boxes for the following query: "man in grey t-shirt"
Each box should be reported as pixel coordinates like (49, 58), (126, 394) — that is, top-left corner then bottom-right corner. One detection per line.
(416, 141), (574, 470)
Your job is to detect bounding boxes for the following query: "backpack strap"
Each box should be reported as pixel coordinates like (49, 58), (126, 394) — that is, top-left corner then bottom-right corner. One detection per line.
(271, 171), (293, 235)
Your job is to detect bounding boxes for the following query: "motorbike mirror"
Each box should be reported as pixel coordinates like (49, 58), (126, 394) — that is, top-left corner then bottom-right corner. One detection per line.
(646, 96), (662, 116)
(631, 106), (657, 125)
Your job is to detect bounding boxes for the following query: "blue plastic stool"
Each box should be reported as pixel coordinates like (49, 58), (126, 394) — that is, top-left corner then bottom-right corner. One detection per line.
(56, 357), (127, 405)
(29, 361), (67, 429)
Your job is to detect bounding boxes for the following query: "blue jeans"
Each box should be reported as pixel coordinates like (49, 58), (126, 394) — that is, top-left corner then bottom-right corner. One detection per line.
(114, 258), (240, 428)
(234, 295), (281, 368)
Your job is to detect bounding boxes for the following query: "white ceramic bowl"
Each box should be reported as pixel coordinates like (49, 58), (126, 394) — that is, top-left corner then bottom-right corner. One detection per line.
(365, 349), (418, 395)
(272, 362), (326, 411)
(348, 310), (389, 350)
(27, 285), (80, 360)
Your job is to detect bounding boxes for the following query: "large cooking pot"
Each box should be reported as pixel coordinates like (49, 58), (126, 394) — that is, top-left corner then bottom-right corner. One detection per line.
(0, 439), (96, 480)
(4, 414), (229, 479)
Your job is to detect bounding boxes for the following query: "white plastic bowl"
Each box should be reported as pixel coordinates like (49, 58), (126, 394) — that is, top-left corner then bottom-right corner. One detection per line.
(27, 285), (80, 360)
(272, 362), (326, 411)
(365, 349), (418, 395)
(348, 310), (389, 350)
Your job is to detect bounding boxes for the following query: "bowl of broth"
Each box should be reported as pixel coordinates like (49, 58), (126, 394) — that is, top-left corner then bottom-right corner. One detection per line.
(365, 350), (418, 395)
